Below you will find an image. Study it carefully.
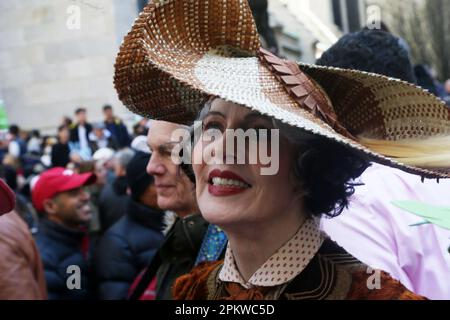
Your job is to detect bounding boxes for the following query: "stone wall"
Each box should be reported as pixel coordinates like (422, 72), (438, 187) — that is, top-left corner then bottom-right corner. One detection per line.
(0, 0), (139, 131)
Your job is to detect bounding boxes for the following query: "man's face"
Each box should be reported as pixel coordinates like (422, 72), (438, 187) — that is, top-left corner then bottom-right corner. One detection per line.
(103, 108), (113, 120)
(77, 111), (87, 124)
(94, 128), (104, 138)
(113, 158), (126, 177)
(47, 187), (92, 229)
(146, 120), (196, 216)
(95, 161), (108, 186)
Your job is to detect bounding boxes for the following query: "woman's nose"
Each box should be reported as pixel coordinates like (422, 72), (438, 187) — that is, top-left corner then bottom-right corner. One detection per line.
(222, 131), (237, 164)
(209, 130), (239, 164)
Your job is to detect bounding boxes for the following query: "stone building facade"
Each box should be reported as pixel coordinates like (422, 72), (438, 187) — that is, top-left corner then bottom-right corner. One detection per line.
(0, 0), (140, 131)
(0, 0), (367, 131)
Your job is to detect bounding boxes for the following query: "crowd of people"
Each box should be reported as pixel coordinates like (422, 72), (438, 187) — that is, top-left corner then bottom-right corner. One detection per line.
(0, 103), (159, 299)
(0, 0), (449, 301)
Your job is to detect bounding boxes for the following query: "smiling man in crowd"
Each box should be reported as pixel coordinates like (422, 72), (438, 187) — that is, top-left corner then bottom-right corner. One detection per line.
(32, 168), (96, 300)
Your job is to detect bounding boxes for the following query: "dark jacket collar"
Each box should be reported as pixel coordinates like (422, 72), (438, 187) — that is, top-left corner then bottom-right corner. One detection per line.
(159, 214), (209, 260)
(113, 176), (128, 196)
(38, 219), (86, 247)
(126, 199), (165, 231)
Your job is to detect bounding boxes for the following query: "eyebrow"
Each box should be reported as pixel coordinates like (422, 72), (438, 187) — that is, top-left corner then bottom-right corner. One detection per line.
(148, 141), (177, 153)
(158, 141), (179, 153)
(204, 111), (226, 119)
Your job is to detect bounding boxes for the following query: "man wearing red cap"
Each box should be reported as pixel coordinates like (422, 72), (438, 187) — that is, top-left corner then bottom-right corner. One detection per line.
(32, 168), (96, 300)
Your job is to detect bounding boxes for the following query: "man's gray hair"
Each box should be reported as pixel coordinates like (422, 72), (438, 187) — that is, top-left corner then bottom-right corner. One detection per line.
(114, 148), (136, 169)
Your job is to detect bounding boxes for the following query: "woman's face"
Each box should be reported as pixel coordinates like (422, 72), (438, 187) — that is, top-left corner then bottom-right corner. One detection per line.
(192, 98), (301, 230)
(59, 128), (69, 143)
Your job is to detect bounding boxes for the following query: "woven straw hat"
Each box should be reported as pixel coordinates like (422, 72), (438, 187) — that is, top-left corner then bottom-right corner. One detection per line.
(114, 0), (450, 178)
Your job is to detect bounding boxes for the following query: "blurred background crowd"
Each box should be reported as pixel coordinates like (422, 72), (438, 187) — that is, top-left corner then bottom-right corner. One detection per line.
(0, 104), (150, 235)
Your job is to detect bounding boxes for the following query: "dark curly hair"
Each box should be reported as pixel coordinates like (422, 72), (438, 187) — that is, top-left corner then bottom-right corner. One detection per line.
(188, 101), (371, 219)
(281, 124), (370, 218)
(316, 29), (416, 84)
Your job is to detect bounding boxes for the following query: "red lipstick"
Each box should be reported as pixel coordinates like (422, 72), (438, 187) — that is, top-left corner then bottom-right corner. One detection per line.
(208, 169), (251, 197)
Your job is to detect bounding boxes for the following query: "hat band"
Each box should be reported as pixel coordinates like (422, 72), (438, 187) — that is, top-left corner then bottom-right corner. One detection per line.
(258, 48), (356, 141)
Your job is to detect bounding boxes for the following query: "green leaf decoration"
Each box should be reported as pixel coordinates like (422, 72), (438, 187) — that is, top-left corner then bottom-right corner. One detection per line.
(391, 201), (450, 230)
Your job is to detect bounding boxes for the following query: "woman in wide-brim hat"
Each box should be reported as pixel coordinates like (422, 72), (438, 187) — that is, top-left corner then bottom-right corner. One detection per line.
(114, 0), (450, 300)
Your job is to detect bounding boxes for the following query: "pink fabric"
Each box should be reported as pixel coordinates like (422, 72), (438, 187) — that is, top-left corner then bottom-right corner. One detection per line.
(321, 164), (450, 300)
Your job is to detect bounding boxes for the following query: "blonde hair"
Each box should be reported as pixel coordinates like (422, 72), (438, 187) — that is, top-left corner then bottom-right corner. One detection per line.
(359, 136), (450, 169)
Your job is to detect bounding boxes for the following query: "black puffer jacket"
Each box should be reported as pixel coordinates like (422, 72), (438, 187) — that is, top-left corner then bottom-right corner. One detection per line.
(98, 178), (130, 232)
(35, 219), (91, 300)
(94, 199), (165, 300)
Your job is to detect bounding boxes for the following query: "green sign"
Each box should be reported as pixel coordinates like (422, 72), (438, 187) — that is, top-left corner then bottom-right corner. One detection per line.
(0, 100), (9, 130)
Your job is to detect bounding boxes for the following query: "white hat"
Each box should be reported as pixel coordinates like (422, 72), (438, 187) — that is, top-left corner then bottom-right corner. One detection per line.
(93, 148), (115, 162)
(131, 135), (151, 154)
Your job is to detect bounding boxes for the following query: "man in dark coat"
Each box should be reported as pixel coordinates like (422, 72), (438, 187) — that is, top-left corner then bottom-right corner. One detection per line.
(7, 124), (27, 160)
(103, 105), (131, 149)
(128, 120), (208, 300)
(51, 126), (71, 168)
(69, 108), (93, 160)
(32, 168), (96, 300)
(95, 152), (165, 300)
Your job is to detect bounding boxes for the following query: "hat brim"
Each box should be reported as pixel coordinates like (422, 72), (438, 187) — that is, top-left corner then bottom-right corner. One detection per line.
(58, 173), (97, 194)
(114, 0), (450, 179)
(0, 179), (15, 215)
(32, 172), (97, 213)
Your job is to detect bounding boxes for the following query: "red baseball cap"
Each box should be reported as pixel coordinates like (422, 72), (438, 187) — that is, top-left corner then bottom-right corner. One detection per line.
(32, 168), (97, 212)
(0, 179), (15, 215)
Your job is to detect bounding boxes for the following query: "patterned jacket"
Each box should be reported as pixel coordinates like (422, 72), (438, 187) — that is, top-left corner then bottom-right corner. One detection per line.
(173, 239), (426, 300)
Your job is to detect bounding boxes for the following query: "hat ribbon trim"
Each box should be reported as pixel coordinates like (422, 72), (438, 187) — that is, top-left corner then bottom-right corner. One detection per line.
(258, 48), (356, 141)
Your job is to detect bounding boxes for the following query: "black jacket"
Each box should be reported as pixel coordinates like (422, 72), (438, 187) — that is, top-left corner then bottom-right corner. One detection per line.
(51, 143), (71, 168)
(69, 123), (93, 144)
(94, 199), (165, 300)
(128, 214), (209, 300)
(35, 219), (91, 300)
(154, 215), (208, 300)
(98, 178), (129, 232)
(104, 118), (131, 149)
